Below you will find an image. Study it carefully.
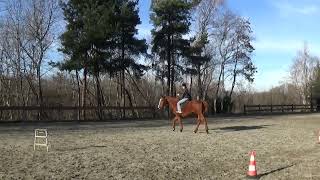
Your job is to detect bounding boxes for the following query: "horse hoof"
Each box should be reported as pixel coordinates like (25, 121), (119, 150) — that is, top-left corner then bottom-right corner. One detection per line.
(193, 130), (197, 133)
(172, 128), (175, 131)
(180, 129), (183, 132)
(206, 130), (209, 134)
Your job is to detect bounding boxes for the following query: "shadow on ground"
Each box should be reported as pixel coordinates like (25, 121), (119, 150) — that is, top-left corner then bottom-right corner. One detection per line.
(0, 115), (282, 134)
(257, 164), (295, 179)
(211, 125), (272, 132)
(55, 145), (108, 152)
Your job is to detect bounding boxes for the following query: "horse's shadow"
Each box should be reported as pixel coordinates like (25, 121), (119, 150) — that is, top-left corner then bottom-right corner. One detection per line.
(257, 164), (295, 179)
(197, 131), (211, 134)
(55, 145), (107, 152)
(210, 124), (272, 132)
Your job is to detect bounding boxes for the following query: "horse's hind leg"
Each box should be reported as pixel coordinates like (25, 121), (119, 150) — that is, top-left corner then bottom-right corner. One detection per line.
(204, 116), (209, 134)
(195, 114), (209, 134)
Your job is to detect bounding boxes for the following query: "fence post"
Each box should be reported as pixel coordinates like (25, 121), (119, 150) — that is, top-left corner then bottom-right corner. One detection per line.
(58, 105), (61, 121)
(244, 105), (247, 115)
(271, 104), (273, 113)
(259, 104), (261, 112)
(281, 105), (284, 112)
(152, 107), (156, 119)
(292, 104), (294, 112)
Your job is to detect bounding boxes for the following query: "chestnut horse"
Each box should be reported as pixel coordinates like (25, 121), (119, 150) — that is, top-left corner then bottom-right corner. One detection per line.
(158, 96), (209, 134)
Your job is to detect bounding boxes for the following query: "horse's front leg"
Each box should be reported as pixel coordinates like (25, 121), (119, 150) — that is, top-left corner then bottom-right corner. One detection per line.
(172, 117), (177, 131)
(178, 118), (183, 132)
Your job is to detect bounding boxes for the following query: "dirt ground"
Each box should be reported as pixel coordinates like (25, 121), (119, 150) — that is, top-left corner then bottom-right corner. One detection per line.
(1, 114), (320, 180)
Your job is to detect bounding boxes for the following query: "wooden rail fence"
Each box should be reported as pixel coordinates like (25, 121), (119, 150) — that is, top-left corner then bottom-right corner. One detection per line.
(0, 106), (157, 122)
(244, 104), (316, 114)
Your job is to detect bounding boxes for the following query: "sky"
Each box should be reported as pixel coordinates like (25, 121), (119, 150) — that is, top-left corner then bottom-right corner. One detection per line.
(137, 0), (320, 91)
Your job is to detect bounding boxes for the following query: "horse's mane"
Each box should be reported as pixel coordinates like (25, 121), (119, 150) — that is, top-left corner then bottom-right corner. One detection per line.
(164, 96), (177, 101)
(163, 96), (178, 109)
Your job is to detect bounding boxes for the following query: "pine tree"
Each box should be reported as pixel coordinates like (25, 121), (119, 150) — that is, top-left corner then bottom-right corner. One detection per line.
(59, 0), (115, 119)
(59, 0), (147, 119)
(186, 32), (211, 100)
(109, 0), (147, 117)
(151, 0), (192, 96)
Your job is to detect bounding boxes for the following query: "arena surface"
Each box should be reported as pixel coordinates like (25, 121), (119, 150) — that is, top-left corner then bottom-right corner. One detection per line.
(1, 114), (320, 179)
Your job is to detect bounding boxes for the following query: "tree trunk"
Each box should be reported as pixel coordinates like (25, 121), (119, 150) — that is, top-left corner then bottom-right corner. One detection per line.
(122, 69), (126, 118)
(121, 28), (126, 118)
(37, 63), (43, 121)
(114, 75), (137, 118)
(229, 58), (238, 98)
(215, 32), (228, 100)
(116, 73), (120, 107)
(215, 62), (224, 99)
(167, 34), (171, 96)
(190, 74), (193, 97)
(125, 69), (152, 106)
(171, 53), (175, 96)
(82, 66), (88, 120)
(124, 86), (136, 118)
(203, 67), (213, 101)
(197, 64), (202, 100)
(130, 81), (140, 117)
(95, 73), (103, 120)
(161, 72), (165, 95)
(76, 70), (81, 121)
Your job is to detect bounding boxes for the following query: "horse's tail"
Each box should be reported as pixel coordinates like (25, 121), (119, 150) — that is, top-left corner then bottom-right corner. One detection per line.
(202, 101), (208, 114)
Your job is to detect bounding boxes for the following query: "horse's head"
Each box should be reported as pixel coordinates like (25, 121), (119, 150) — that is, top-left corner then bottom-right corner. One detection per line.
(158, 96), (168, 110)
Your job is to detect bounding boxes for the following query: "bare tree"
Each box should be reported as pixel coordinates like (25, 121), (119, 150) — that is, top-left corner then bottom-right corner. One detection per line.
(290, 43), (319, 104)
(209, 10), (238, 99)
(228, 17), (255, 98)
(192, 0), (224, 100)
(21, 0), (59, 107)
(0, 0), (59, 121)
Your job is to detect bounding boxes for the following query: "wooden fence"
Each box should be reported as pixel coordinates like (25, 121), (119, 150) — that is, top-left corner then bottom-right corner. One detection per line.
(0, 106), (157, 122)
(244, 104), (316, 114)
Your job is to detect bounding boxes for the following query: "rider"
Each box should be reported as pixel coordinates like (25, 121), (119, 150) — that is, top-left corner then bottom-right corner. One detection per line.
(176, 83), (192, 114)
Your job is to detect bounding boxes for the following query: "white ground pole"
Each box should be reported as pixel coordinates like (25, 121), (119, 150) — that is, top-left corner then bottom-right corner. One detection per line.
(34, 129), (49, 152)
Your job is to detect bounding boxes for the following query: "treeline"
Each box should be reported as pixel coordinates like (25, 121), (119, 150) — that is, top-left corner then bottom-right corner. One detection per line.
(1, 0), (316, 120)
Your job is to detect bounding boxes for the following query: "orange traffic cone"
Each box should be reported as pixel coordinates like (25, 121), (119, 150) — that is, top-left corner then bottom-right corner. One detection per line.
(247, 151), (257, 179)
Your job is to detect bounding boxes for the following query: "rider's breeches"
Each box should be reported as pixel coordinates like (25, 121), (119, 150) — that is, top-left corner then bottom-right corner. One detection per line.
(177, 98), (188, 112)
